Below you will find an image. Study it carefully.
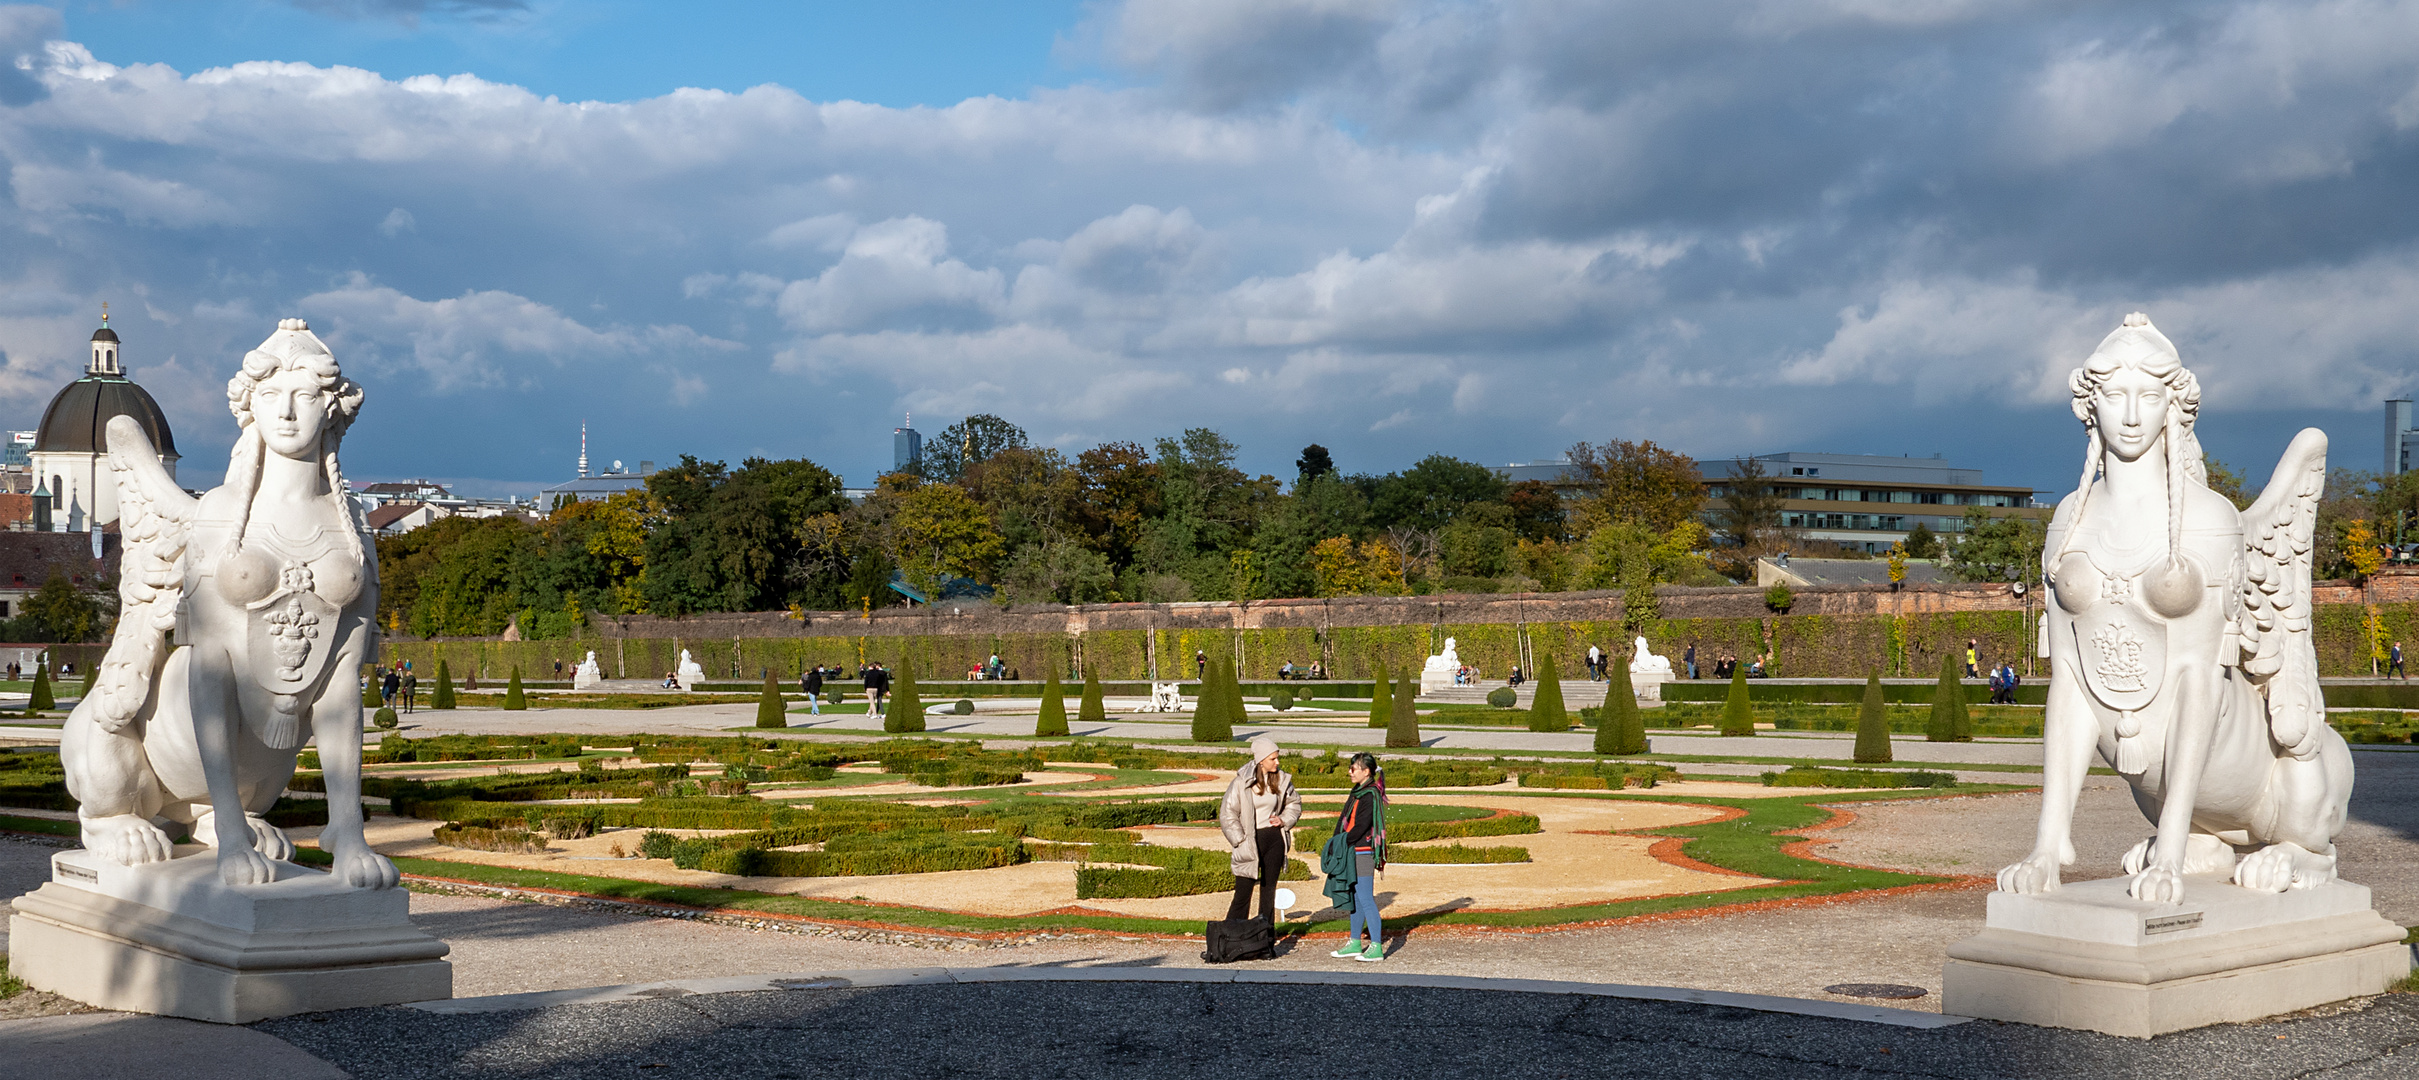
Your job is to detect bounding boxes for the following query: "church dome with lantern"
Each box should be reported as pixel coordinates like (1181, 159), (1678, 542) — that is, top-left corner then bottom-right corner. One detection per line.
(29, 312), (179, 530)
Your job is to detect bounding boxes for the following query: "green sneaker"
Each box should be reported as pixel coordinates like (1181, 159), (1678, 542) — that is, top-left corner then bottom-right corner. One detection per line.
(1329, 941), (1366, 959)
(1356, 940), (1384, 962)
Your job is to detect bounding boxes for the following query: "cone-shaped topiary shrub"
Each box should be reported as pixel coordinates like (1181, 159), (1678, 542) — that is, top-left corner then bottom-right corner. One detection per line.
(1597, 654), (1646, 755)
(1527, 651), (1568, 732)
(1854, 672), (1892, 762)
(1036, 671), (1069, 736)
(432, 661), (457, 710)
(81, 661), (96, 699)
(755, 671), (786, 728)
(1368, 659), (1391, 728)
(1927, 652), (1970, 742)
(29, 664), (52, 712)
(886, 661), (925, 733)
(1078, 663), (1106, 723)
(503, 667), (526, 711)
(1718, 661), (1753, 736)
(1192, 657), (1234, 742)
(1222, 657), (1248, 733)
(362, 669), (384, 708)
(1386, 673), (1422, 747)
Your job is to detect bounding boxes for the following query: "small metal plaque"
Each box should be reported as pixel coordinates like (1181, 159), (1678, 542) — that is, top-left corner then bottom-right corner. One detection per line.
(2144, 911), (2203, 935)
(55, 862), (98, 884)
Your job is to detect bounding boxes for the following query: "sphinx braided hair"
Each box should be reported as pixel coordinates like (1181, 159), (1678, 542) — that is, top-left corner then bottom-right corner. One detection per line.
(223, 319), (368, 567)
(2052, 314), (2204, 569)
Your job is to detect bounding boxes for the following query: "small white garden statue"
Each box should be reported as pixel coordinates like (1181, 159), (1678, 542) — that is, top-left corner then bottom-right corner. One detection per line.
(572, 650), (603, 690)
(1146, 681), (1184, 712)
(1628, 636), (1674, 677)
(1419, 637), (1462, 695)
(675, 649), (705, 692)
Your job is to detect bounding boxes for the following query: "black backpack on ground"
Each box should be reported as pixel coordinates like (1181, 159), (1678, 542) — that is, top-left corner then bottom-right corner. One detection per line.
(1202, 916), (1275, 963)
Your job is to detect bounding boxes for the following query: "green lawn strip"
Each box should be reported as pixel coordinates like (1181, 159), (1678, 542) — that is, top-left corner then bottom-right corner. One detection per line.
(0, 812), (74, 837)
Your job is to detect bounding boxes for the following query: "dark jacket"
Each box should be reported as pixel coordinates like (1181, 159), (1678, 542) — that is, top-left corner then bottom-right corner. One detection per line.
(803, 669), (823, 694)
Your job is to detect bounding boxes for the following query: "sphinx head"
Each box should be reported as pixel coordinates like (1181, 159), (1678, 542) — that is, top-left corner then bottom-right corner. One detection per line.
(2071, 313), (2200, 465)
(228, 319), (364, 461)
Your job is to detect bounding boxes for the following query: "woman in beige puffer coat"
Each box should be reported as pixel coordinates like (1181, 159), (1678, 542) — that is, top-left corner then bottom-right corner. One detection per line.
(1219, 737), (1302, 922)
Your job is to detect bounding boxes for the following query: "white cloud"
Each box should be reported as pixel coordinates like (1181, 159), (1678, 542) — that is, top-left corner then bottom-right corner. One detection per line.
(298, 277), (739, 391)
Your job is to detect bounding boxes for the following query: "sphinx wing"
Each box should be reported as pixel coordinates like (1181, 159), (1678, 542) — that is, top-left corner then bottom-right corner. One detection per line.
(2235, 427), (2328, 759)
(87, 416), (197, 734)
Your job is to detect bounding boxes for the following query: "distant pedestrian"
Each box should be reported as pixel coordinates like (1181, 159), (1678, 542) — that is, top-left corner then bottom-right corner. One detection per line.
(803, 666), (824, 716)
(1220, 737), (1301, 926)
(1965, 640), (1979, 680)
(1587, 643), (1603, 682)
(381, 668), (400, 708)
(401, 666), (418, 713)
(1683, 643), (1698, 680)
(1196, 650), (1208, 680)
(866, 663), (890, 715)
(2394, 642), (2407, 681)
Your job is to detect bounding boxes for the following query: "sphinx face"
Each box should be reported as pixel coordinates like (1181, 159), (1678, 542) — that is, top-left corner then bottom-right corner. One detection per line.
(2091, 366), (2172, 463)
(253, 367), (330, 460)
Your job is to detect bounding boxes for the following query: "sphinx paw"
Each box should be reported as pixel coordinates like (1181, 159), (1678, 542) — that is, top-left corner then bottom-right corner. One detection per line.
(81, 814), (173, 866)
(217, 845), (275, 887)
(2128, 864), (2187, 904)
(334, 848), (399, 890)
(1996, 850), (2062, 894)
(243, 813), (294, 861)
(2235, 843), (2334, 893)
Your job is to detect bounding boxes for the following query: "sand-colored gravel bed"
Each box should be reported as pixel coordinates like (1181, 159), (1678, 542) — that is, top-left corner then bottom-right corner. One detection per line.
(346, 792), (1776, 919)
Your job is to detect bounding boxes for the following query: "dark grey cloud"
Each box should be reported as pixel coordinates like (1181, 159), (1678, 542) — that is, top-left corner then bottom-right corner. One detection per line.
(0, 1), (2414, 497)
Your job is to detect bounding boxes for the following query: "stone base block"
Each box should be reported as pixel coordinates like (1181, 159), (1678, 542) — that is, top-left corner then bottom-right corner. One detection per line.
(7, 847), (451, 1024)
(1942, 875), (2411, 1038)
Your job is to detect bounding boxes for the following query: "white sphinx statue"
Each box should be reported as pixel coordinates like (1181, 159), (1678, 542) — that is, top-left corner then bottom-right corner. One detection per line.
(1945, 314), (2404, 1036)
(1998, 314), (2350, 902)
(1628, 636), (1673, 677)
(572, 650), (603, 690)
(675, 648), (705, 691)
(14, 319), (448, 1021)
(1419, 637), (1461, 695)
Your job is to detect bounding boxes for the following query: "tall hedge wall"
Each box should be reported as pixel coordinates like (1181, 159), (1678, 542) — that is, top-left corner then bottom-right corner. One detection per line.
(373, 602), (2419, 681)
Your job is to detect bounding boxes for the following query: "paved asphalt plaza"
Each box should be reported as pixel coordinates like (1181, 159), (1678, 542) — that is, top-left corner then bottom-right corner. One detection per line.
(8, 970), (2417, 1079)
(4, 705), (2416, 1078)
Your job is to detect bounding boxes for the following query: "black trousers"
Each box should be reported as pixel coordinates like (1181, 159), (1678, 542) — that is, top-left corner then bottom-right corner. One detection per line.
(1226, 826), (1285, 922)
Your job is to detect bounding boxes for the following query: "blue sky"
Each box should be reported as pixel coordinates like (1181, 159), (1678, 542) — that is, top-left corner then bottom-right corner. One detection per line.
(47, 1), (1104, 108)
(2, 1), (2416, 500)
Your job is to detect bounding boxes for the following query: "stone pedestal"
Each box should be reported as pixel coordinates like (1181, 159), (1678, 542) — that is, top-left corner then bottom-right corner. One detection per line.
(1942, 875), (2409, 1038)
(8, 846), (451, 1024)
(1630, 670), (1668, 704)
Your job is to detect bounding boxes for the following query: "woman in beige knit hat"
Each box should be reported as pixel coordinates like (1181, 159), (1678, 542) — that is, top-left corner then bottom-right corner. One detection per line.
(1218, 737), (1301, 923)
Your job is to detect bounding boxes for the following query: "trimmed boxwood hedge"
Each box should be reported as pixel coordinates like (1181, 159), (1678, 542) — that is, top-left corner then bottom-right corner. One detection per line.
(1759, 766), (1957, 789)
(433, 822), (550, 853)
(1075, 856), (1312, 900)
(1662, 680), (2049, 705)
(1386, 844), (1530, 864)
